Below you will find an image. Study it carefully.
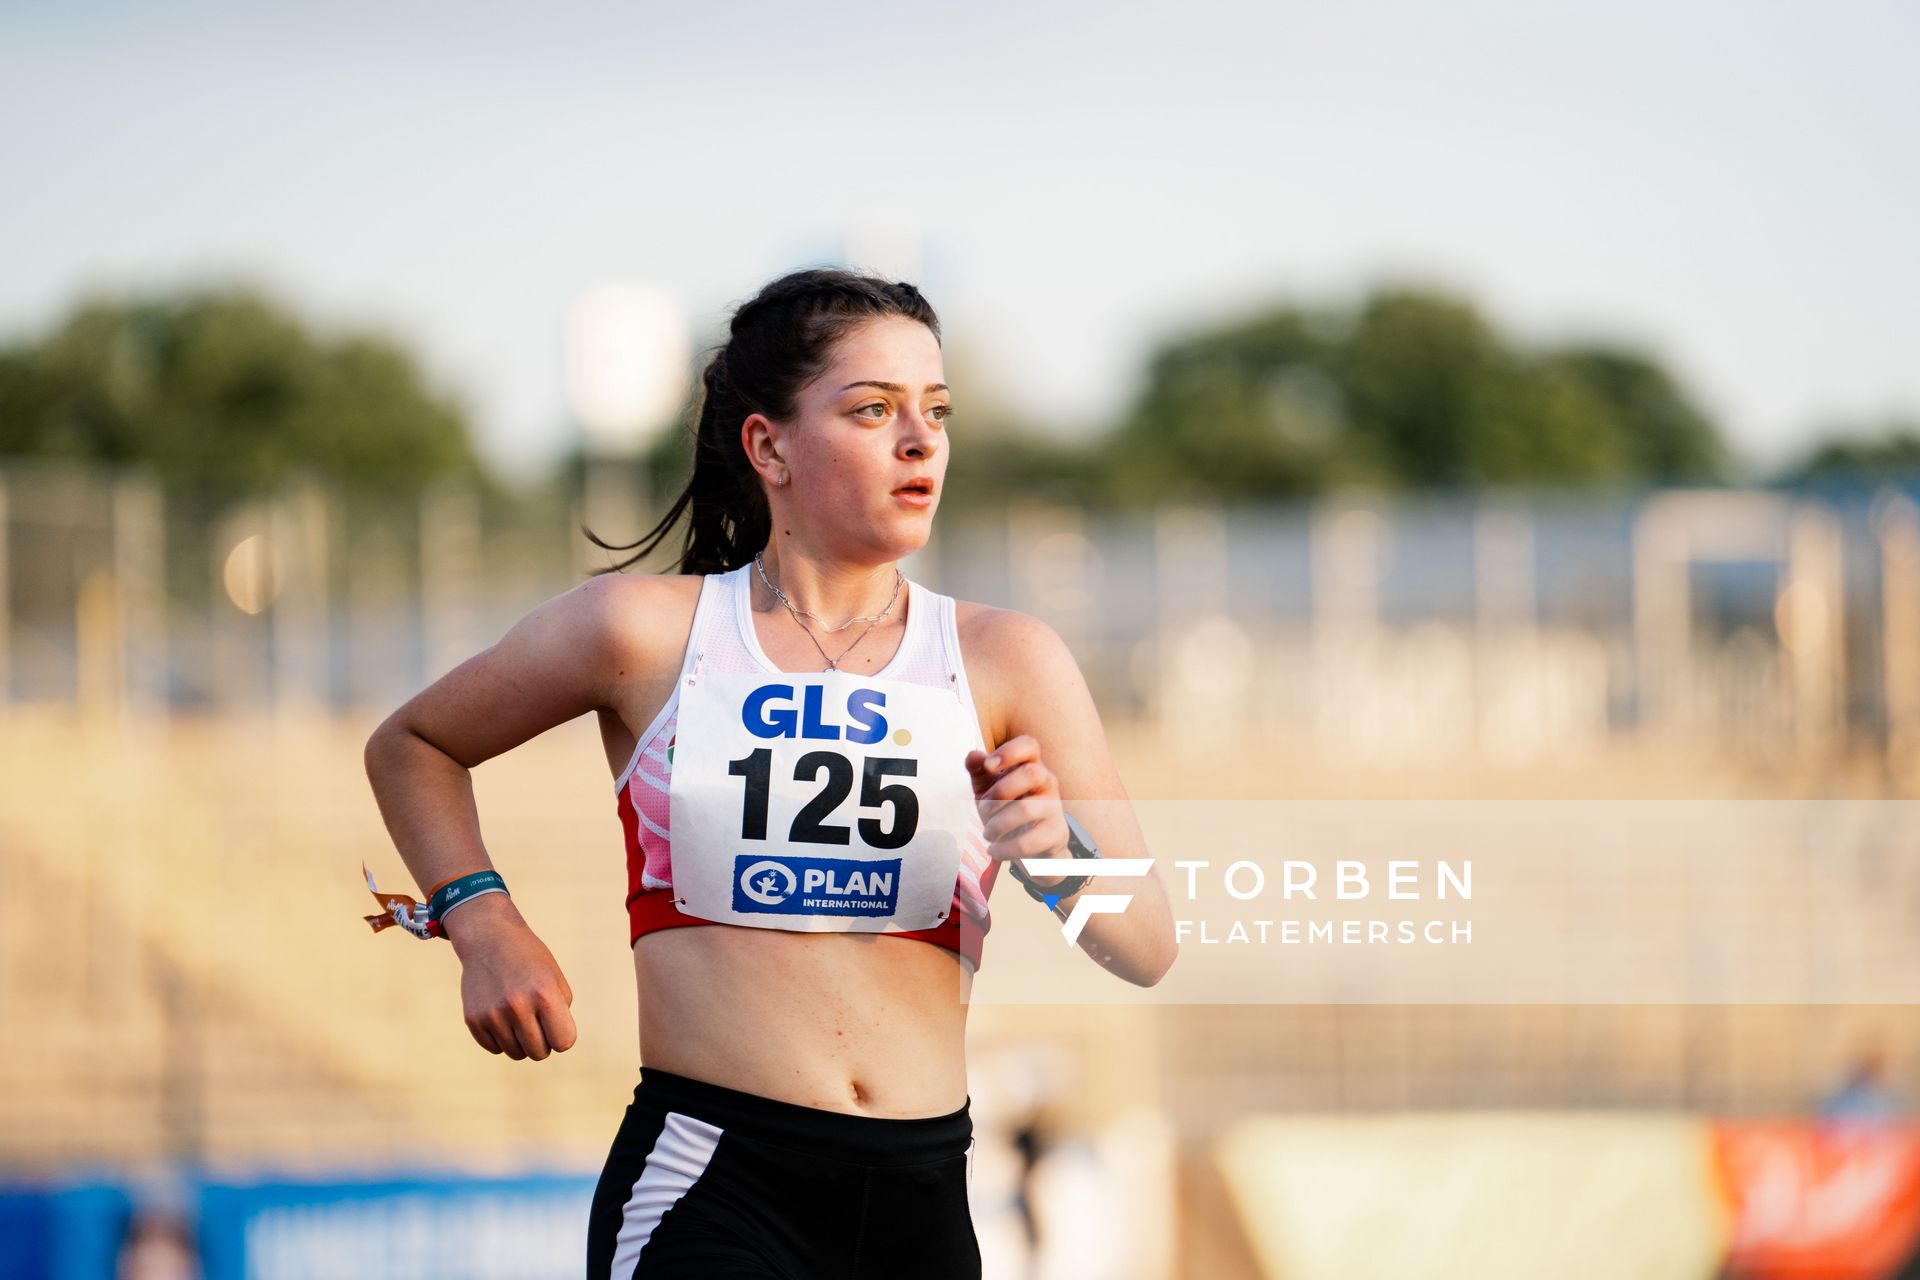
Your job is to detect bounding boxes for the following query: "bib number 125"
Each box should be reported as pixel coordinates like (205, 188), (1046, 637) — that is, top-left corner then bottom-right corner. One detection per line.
(727, 750), (920, 850)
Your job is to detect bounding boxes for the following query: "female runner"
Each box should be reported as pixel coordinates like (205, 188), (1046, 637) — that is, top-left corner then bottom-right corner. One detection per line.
(363, 268), (1177, 1278)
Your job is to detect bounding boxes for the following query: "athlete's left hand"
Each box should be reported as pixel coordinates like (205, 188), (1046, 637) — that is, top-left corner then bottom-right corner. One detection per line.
(966, 735), (1070, 878)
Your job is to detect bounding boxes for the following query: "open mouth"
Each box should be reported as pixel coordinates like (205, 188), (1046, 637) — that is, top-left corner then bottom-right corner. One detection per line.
(893, 479), (935, 496)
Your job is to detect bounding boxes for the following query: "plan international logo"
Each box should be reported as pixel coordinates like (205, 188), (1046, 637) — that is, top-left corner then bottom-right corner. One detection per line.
(1015, 856), (1156, 945)
(732, 854), (902, 916)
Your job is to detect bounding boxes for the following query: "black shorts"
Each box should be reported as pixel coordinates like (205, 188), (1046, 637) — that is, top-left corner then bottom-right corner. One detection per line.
(586, 1067), (981, 1279)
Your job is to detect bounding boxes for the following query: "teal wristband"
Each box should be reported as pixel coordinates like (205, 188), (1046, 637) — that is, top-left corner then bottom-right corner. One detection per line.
(429, 870), (508, 925)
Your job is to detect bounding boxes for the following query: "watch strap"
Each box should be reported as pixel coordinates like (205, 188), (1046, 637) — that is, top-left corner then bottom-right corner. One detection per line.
(1008, 812), (1102, 906)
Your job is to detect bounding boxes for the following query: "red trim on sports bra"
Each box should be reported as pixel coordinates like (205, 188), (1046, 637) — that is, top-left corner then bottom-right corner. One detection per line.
(625, 879), (994, 971)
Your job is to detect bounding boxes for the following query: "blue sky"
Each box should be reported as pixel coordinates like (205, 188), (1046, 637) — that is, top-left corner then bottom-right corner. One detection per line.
(3, 0), (1915, 477)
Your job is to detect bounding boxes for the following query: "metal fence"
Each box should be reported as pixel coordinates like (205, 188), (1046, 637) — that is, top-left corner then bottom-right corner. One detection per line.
(6, 460), (1919, 771)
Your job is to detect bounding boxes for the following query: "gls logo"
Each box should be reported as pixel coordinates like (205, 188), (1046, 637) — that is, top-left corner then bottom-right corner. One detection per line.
(743, 684), (889, 744)
(1015, 856), (1157, 946)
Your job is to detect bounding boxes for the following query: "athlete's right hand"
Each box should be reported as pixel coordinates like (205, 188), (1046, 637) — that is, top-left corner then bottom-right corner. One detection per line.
(442, 894), (578, 1061)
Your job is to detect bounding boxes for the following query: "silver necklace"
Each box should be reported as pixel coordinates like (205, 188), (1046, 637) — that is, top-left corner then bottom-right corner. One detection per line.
(752, 552), (905, 672)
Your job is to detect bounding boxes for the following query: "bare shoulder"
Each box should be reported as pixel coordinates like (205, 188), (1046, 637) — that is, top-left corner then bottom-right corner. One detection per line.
(954, 600), (1073, 672)
(374, 570), (709, 773)
(953, 598), (1123, 802)
(571, 571), (704, 676)
(953, 600), (1087, 744)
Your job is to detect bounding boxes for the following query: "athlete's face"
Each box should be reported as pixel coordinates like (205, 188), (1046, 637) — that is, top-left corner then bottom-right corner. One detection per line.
(748, 315), (951, 562)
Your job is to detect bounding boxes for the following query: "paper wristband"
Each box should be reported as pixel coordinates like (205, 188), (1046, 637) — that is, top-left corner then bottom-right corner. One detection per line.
(361, 863), (508, 940)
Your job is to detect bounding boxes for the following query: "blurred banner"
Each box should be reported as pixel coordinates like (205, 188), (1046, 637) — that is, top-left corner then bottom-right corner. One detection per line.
(1716, 1122), (1920, 1280)
(0, 1173), (595, 1280)
(1216, 1116), (1920, 1280)
(1215, 1113), (1730, 1280)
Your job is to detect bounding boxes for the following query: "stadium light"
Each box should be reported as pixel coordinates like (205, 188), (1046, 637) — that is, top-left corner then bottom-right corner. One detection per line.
(563, 284), (691, 458)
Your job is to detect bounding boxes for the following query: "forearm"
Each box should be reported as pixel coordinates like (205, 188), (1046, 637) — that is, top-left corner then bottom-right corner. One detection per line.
(363, 724), (524, 946)
(1038, 869), (1178, 987)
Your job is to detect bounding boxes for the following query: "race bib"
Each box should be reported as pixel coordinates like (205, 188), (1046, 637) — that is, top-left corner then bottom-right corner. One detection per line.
(668, 668), (975, 932)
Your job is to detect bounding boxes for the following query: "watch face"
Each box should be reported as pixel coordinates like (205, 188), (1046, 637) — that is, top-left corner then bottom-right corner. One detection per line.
(1063, 813), (1100, 859)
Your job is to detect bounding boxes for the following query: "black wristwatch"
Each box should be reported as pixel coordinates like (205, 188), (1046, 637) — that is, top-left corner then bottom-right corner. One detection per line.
(1007, 813), (1101, 905)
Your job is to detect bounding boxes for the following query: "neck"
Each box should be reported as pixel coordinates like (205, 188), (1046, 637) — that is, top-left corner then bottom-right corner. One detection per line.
(753, 547), (905, 629)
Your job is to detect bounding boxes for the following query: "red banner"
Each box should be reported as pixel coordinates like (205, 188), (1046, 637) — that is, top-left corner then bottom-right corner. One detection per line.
(1715, 1121), (1920, 1280)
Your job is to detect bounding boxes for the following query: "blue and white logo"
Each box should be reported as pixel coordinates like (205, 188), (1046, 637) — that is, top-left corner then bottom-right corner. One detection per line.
(731, 854), (902, 916)
(737, 860), (798, 906)
(741, 682), (888, 743)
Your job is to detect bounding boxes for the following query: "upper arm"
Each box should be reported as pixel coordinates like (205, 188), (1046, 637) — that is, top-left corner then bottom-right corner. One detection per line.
(373, 572), (664, 770)
(969, 607), (1139, 835)
(971, 607), (1174, 985)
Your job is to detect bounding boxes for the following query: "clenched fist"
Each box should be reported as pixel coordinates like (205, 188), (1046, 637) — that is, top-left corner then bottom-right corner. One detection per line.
(964, 734), (1071, 886)
(443, 894), (578, 1061)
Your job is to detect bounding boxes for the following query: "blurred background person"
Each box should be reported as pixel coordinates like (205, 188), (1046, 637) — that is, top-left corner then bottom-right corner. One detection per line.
(115, 1207), (202, 1280)
(1822, 1048), (1910, 1127)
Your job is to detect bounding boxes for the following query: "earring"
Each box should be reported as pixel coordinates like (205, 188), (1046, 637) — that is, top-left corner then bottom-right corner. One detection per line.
(777, 473), (789, 487)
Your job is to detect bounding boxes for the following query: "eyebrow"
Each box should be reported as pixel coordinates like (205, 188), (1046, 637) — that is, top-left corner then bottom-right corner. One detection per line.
(839, 381), (949, 395)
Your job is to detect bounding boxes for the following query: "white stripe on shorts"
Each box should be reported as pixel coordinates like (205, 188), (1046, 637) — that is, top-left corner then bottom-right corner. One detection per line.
(609, 1110), (725, 1279)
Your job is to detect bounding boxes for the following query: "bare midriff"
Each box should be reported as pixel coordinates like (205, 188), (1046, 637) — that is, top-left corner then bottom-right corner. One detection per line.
(633, 924), (973, 1118)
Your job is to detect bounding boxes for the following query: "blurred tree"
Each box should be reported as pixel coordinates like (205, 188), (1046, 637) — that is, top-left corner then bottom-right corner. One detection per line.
(0, 288), (482, 496)
(1105, 307), (1372, 506)
(1540, 348), (1726, 482)
(1781, 421), (1920, 481)
(1102, 285), (1730, 505)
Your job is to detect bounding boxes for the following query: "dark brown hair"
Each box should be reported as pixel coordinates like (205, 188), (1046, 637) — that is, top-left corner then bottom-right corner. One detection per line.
(585, 268), (941, 576)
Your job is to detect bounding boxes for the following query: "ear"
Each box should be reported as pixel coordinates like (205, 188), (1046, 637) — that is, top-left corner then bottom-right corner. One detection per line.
(741, 412), (785, 484)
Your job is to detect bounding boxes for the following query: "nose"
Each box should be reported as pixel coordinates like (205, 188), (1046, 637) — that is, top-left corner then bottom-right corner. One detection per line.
(899, 406), (940, 459)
